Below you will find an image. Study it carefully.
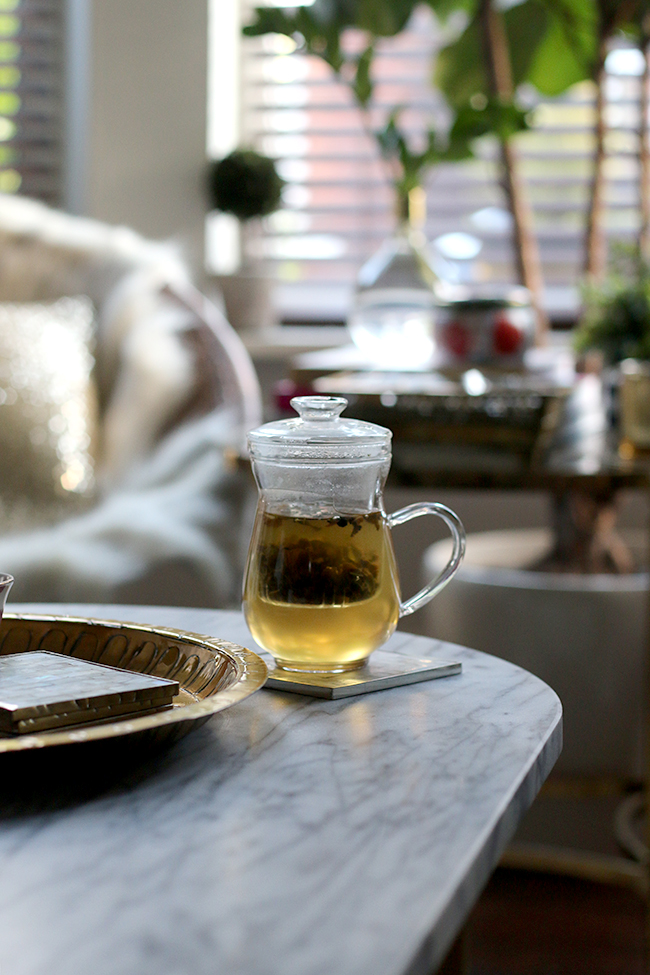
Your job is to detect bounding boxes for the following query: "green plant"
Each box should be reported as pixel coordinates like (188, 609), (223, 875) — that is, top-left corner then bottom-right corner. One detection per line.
(243, 0), (526, 207)
(435, 0), (650, 282)
(574, 244), (650, 362)
(207, 149), (284, 221)
(434, 0), (596, 112)
(433, 0), (599, 329)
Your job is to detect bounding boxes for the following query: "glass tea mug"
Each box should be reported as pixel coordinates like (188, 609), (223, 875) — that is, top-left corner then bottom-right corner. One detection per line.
(243, 397), (465, 673)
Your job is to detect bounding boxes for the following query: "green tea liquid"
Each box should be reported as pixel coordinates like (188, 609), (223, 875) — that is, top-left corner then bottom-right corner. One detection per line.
(243, 510), (400, 672)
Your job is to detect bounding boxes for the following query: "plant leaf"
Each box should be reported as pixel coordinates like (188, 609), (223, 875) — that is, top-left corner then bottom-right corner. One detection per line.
(353, 44), (374, 106)
(449, 99), (530, 144)
(434, 12), (487, 109)
(354, 0), (420, 36)
(425, 0), (477, 22)
(503, 1), (550, 88)
(243, 3), (353, 72)
(243, 7), (300, 39)
(525, 0), (597, 92)
(375, 112), (403, 160)
(434, 0), (598, 108)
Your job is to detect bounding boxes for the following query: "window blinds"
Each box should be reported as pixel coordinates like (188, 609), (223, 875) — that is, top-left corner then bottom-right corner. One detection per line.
(0, 0), (63, 205)
(241, 7), (644, 324)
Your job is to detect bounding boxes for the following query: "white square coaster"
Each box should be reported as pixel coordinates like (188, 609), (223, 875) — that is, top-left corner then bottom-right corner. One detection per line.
(264, 650), (461, 699)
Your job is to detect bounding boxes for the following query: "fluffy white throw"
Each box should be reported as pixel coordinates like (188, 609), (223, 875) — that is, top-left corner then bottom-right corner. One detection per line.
(0, 194), (261, 606)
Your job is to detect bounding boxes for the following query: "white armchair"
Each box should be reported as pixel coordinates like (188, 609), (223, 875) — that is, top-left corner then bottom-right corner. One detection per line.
(0, 194), (262, 607)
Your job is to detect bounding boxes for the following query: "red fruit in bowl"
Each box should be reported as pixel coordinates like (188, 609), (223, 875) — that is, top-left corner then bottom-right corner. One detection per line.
(493, 315), (523, 355)
(443, 320), (471, 357)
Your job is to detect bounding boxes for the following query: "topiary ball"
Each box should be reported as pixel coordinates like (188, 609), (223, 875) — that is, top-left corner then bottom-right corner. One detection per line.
(208, 149), (284, 221)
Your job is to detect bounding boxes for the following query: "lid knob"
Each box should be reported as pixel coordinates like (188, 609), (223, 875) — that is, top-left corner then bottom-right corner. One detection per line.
(290, 396), (348, 422)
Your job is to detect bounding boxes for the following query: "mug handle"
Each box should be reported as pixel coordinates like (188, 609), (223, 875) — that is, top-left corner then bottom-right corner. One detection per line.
(387, 503), (466, 618)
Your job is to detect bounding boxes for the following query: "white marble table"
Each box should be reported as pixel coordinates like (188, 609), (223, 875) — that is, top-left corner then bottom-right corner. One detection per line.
(0, 603), (562, 975)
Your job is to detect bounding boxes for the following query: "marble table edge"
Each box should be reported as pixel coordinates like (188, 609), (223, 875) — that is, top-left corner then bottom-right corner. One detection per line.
(406, 699), (563, 975)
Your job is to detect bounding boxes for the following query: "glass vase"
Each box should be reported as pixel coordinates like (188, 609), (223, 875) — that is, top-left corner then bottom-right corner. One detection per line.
(347, 188), (437, 369)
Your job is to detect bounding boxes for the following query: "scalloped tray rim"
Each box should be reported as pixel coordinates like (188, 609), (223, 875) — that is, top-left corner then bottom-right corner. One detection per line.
(0, 612), (268, 752)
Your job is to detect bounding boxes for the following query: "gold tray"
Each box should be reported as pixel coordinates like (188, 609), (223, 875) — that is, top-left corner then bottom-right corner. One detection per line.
(0, 613), (268, 752)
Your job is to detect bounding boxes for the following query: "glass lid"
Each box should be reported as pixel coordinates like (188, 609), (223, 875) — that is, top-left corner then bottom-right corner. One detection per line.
(247, 396), (392, 462)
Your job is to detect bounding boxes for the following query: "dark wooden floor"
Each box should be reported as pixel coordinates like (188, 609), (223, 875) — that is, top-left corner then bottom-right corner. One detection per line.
(462, 869), (646, 975)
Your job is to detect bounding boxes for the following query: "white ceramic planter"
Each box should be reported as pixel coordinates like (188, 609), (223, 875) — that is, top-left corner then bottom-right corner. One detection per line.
(424, 529), (647, 778)
(213, 271), (276, 334)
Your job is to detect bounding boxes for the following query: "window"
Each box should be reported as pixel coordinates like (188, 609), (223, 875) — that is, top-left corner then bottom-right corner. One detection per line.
(225, 5), (646, 324)
(0, 0), (64, 205)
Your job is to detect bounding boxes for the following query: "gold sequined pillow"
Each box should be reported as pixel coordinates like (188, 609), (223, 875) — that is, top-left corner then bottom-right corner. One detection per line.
(0, 296), (98, 532)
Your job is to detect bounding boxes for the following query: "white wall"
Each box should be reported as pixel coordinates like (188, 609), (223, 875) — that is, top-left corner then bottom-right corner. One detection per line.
(69, 0), (210, 267)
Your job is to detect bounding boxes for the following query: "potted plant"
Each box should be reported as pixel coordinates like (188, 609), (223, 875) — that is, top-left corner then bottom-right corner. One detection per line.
(434, 0), (604, 338)
(243, 0), (528, 363)
(208, 149), (284, 225)
(572, 243), (650, 450)
(207, 148), (284, 334)
(243, 1), (524, 230)
(574, 244), (650, 363)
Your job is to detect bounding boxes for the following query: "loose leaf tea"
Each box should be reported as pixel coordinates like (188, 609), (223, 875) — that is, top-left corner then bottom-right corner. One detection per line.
(255, 511), (381, 604)
(243, 508), (401, 671)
